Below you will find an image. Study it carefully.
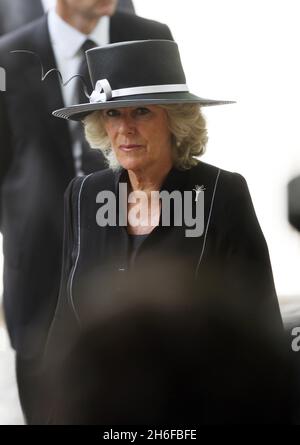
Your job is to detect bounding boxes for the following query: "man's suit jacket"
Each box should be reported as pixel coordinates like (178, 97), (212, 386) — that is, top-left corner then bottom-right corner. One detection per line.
(0, 12), (172, 358)
(0, 0), (136, 36)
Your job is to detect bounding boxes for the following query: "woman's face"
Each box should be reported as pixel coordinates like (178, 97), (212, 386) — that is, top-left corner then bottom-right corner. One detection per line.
(102, 106), (173, 172)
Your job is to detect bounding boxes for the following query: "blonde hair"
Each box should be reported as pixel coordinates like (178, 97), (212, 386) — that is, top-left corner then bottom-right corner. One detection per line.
(83, 103), (208, 170)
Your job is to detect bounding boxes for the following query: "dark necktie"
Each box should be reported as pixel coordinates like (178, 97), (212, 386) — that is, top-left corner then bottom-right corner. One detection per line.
(76, 39), (96, 104)
(71, 39), (107, 175)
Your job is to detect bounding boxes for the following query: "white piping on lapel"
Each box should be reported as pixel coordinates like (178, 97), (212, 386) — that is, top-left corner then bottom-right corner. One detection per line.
(194, 169), (221, 278)
(69, 174), (93, 324)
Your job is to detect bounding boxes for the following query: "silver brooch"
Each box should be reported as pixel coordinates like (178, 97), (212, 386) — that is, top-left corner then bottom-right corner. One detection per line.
(193, 185), (206, 201)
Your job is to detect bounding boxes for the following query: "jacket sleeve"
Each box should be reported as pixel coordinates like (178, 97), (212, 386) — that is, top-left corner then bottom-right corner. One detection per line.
(43, 176), (84, 362)
(0, 91), (13, 230)
(215, 173), (282, 331)
(41, 176), (88, 424)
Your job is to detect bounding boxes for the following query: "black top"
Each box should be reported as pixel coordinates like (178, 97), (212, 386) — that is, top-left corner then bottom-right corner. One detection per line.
(128, 233), (149, 262)
(128, 233), (149, 268)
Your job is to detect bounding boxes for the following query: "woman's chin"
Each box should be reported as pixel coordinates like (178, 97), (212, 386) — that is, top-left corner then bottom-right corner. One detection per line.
(117, 156), (148, 172)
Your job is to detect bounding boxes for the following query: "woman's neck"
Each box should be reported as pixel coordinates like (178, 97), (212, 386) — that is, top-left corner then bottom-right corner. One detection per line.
(128, 163), (172, 195)
(126, 163), (172, 235)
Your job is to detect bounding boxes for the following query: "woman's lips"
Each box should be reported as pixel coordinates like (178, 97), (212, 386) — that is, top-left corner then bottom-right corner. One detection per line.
(118, 144), (144, 152)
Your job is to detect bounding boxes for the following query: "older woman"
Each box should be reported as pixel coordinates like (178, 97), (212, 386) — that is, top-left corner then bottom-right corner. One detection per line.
(44, 40), (283, 422)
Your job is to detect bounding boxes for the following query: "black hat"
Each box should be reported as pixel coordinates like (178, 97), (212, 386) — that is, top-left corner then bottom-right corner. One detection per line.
(53, 40), (234, 121)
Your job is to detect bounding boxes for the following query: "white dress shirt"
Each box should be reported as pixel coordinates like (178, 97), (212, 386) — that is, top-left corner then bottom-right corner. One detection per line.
(47, 9), (110, 174)
(47, 8), (109, 106)
(41, 0), (56, 12)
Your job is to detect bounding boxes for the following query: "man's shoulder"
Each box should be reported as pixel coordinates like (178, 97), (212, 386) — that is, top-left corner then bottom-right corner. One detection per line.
(0, 15), (47, 59)
(111, 12), (173, 40)
(114, 11), (167, 27)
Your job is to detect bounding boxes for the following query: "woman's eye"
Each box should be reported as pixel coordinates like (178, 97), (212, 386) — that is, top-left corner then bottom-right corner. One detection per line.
(135, 107), (150, 116)
(105, 109), (121, 117)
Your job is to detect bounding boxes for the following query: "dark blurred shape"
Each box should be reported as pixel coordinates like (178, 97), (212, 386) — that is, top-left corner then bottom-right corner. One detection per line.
(46, 285), (294, 425)
(288, 175), (300, 232)
(0, 0), (136, 36)
(40, 256), (294, 425)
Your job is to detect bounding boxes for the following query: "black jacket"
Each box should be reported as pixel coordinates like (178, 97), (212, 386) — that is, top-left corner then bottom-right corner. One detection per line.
(0, 12), (173, 357)
(45, 161), (282, 368)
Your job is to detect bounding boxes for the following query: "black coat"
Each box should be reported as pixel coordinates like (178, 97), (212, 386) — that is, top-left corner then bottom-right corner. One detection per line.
(0, 12), (173, 358)
(45, 161), (282, 368)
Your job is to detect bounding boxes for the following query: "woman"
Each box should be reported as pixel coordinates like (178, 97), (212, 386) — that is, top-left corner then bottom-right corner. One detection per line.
(44, 40), (283, 422)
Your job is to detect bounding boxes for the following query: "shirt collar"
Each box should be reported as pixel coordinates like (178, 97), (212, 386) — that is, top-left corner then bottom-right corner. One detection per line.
(47, 9), (110, 59)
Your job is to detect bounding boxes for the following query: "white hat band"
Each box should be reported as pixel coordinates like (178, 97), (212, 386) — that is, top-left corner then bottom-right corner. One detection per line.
(89, 79), (189, 103)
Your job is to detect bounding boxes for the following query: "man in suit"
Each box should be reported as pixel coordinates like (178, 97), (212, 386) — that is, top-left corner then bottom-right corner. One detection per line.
(0, 0), (135, 35)
(0, 0), (172, 423)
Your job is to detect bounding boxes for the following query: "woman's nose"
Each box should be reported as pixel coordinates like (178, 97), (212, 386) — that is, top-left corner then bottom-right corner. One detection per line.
(118, 116), (136, 134)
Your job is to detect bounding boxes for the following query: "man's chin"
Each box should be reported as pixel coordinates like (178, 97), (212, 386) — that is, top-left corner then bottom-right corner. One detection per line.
(93, 6), (117, 18)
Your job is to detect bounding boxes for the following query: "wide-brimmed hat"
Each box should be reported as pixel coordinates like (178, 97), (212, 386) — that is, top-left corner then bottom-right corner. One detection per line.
(53, 40), (234, 121)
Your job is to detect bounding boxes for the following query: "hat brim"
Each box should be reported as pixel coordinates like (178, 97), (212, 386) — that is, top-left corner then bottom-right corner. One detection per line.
(52, 92), (235, 121)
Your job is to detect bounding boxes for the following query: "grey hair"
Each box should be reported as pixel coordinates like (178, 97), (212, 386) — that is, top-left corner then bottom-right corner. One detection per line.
(83, 103), (208, 170)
